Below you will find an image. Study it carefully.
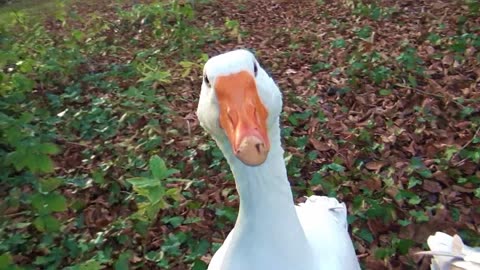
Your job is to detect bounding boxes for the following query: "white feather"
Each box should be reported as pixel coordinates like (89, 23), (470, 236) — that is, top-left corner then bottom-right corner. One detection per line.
(419, 232), (480, 270)
(296, 196), (359, 269)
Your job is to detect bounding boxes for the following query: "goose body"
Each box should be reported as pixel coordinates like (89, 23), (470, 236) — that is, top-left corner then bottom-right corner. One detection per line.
(419, 232), (480, 270)
(197, 49), (360, 270)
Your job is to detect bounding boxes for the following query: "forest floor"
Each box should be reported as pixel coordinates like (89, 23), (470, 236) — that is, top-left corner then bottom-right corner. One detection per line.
(1, 0), (480, 269)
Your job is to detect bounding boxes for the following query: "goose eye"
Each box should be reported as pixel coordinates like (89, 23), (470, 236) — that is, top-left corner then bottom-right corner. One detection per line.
(253, 62), (258, 77)
(204, 75), (210, 87)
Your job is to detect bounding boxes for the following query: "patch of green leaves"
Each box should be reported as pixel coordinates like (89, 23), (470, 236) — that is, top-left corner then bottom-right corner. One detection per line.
(396, 46), (425, 78)
(6, 142), (59, 173)
(331, 38), (347, 48)
(409, 210), (429, 223)
(0, 1), (219, 268)
(355, 26), (372, 39)
(310, 62), (331, 73)
(127, 156), (181, 222)
(408, 157), (432, 178)
(351, 1), (396, 21)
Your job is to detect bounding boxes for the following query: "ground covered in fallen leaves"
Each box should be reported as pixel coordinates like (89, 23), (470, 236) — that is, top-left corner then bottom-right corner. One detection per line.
(1, 0), (479, 269)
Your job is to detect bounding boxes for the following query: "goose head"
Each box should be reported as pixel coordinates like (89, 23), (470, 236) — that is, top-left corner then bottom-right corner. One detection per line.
(197, 49), (282, 166)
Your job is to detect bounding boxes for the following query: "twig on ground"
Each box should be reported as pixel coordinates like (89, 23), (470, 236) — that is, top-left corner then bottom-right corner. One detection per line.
(394, 83), (465, 108)
(451, 125), (480, 167)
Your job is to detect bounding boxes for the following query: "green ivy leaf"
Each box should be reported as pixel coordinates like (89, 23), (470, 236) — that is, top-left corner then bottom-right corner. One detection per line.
(417, 168), (433, 178)
(224, 19), (239, 29)
(288, 115), (299, 126)
(311, 62), (331, 73)
(128, 177), (158, 189)
(114, 251), (131, 270)
(179, 61), (195, 77)
(394, 238), (415, 254)
(150, 155), (168, 180)
(139, 70), (171, 84)
(142, 201), (164, 221)
(327, 163), (345, 173)
(460, 106), (474, 118)
(33, 215), (61, 232)
(72, 30), (84, 41)
(374, 247), (395, 259)
(409, 210), (429, 223)
(162, 216), (184, 228)
(215, 206), (238, 223)
(19, 112), (34, 123)
(165, 188), (181, 201)
(332, 38), (346, 48)
(311, 172), (336, 196)
(311, 173), (322, 186)
(407, 74), (417, 87)
(191, 239), (210, 257)
(36, 157), (55, 173)
(11, 73), (34, 92)
(398, 219), (411, 226)
(475, 188), (480, 199)
(407, 177), (422, 188)
(410, 157), (424, 170)
(45, 193), (67, 212)
(0, 253), (13, 267)
(92, 171), (106, 185)
(39, 178), (63, 193)
(191, 259), (208, 270)
(408, 195), (422, 205)
(356, 228), (374, 244)
(355, 26), (372, 39)
(39, 143), (60, 155)
(379, 89), (392, 96)
(68, 260), (103, 270)
(145, 250), (162, 262)
(146, 185), (165, 204)
(150, 155), (178, 180)
(31, 193), (67, 213)
(451, 207), (460, 221)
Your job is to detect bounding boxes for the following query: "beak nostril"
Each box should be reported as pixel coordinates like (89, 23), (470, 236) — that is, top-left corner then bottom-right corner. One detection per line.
(255, 143), (261, 153)
(227, 107), (238, 128)
(235, 136), (269, 166)
(228, 112), (235, 126)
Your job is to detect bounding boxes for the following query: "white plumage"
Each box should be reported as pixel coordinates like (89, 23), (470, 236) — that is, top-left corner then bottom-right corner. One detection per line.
(296, 196), (360, 269)
(418, 232), (480, 270)
(197, 49), (360, 270)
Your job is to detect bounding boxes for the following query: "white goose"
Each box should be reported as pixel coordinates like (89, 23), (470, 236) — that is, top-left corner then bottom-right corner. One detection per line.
(196, 49), (360, 270)
(418, 232), (480, 270)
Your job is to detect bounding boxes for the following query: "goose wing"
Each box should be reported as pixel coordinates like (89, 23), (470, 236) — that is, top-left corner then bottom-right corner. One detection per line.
(296, 196), (361, 270)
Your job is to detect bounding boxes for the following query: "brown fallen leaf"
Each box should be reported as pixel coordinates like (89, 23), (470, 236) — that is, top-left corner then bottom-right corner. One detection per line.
(431, 170), (450, 186)
(309, 137), (330, 151)
(364, 255), (388, 270)
(365, 161), (385, 171)
(442, 54), (454, 66)
(368, 218), (391, 234)
(452, 185), (476, 193)
(422, 180), (443, 193)
(362, 177), (382, 192)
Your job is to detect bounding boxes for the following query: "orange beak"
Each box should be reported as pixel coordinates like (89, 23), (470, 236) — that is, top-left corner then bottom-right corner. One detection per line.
(214, 71), (270, 166)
